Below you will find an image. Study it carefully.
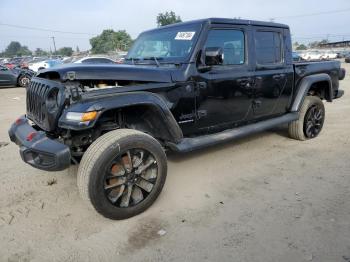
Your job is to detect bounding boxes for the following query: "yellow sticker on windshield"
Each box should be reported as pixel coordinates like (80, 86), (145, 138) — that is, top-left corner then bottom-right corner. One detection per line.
(175, 32), (195, 40)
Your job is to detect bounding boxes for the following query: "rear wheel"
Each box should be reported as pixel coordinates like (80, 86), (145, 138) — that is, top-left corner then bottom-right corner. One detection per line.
(288, 96), (325, 140)
(77, 129), (167, 219)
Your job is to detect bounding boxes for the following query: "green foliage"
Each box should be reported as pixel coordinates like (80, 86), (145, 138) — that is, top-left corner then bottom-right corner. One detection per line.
(296, 44), (307, 50)
(34, 48), (48, 57)
(90, 30), (132, 54)
(3, 41), (32, 57)
(57, 47), (73, 56)
(156, 11), (182, 27)
(308, 39), (328, 48)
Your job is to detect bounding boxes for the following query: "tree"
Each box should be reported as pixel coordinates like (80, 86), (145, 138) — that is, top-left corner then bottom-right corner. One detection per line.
(156, 11), (182, 27)
(90, 29), (132, 54)
(308, 39), (329, 49)
(57, 47), (73, 56)
(5, 41), (21, 56)
(34, 48), (48, 57)
(319, 39), (329, 45)
(3, 41), (32, 57)
(296, 44), (307, 50)
(17, 45), (31, 56)
(308, 41), (320, 48)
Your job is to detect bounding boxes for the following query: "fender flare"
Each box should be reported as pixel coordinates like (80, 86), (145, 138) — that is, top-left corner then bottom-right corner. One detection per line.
(290, 73), (332, 112)
(58, 91), (183, 143)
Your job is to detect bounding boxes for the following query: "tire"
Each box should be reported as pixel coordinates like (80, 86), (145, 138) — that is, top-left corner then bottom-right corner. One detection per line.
(17, 74), (30, 87)
(288, 96), (325, 141)
(77, 129), (167, 220)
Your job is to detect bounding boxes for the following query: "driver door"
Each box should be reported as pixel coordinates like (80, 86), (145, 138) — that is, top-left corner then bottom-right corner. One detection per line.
(195, 25), (254, 133)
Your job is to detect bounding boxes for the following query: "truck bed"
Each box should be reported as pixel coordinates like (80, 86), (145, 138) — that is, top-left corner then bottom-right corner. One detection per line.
(293, 60), (342, 89)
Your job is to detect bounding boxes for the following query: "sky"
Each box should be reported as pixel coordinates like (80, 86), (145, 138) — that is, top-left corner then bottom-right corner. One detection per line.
(0, 0), (350, 52)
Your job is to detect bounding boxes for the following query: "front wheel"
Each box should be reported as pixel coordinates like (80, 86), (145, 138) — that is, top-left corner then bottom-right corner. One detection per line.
(288, 96), (325, 141)
(77, 129), (167, 219)
(18, 74), (31, 87)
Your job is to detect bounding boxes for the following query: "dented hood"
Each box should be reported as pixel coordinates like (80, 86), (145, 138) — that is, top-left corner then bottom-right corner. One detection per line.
(37, 63), (174, 83)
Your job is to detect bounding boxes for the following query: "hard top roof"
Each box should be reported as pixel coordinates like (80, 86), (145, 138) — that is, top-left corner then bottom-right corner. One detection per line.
(143, 17), (289, 34)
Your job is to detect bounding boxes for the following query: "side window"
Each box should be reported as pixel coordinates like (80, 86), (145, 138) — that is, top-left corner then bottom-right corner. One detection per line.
(96, 58), (114, 63)
(82, 59), (94, 64)
(255, 31), (282, 65)
(205, 29), (245, 65)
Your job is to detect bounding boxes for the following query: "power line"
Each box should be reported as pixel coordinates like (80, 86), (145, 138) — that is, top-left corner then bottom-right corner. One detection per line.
(0, 34), (91, 40)
(272, 7), (350, 20)
(0, 22), (96, 35)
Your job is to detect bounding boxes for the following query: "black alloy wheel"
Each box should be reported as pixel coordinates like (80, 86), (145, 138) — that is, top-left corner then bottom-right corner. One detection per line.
(303, 104), (324, 138)
(77, 129), (167, 220)
(104, 149), (158, 208)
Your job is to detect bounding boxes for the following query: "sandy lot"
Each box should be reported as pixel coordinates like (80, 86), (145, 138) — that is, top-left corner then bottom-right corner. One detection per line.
(0, 63), (349, 262)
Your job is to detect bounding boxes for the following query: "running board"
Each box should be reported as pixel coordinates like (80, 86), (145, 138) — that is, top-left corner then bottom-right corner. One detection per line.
(167, 113), (299, 153)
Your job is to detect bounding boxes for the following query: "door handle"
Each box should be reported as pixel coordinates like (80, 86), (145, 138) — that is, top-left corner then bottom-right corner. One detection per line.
(272, 74), (285, 80)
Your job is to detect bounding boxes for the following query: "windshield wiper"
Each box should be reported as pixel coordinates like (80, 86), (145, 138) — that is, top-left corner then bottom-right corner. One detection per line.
(125, 57), (167, 67)
(142, 57), (164, 67)
(125, 57), (140, 65)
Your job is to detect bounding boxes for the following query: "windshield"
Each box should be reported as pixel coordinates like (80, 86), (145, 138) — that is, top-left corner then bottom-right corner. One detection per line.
(126, 23), (202, 64)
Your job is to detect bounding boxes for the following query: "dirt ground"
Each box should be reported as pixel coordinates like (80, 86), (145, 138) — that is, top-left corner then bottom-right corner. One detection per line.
(0, 62), (349, 262)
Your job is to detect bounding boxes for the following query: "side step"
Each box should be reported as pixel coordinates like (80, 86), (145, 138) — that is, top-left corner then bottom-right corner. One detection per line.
(167, 113), (299, 153)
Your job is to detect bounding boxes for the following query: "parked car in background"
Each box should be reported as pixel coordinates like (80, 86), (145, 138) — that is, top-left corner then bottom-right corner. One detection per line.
(73, 56), (116, 64)
(0, 58), (10, 64)
(335, 50), (350, 58)
(292, 52), (303, 62)
(321, 51), (338, 60)
(300, 51), (324, 61)
(28, 59), (63, 72)
(19, 57), (37, 69)
(0, 65), (34, 87)
(3, 62), (18, 69)
(345, 53), (350, 63)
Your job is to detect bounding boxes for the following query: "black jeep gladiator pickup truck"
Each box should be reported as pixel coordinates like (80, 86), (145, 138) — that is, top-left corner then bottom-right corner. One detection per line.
(9, 18), (345, 219)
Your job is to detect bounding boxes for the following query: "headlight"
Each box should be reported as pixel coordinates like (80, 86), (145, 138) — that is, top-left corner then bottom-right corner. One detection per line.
(66, 111), (98, 122)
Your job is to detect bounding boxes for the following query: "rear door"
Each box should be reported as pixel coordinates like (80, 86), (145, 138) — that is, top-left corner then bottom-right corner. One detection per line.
(251, 27), (294, 118)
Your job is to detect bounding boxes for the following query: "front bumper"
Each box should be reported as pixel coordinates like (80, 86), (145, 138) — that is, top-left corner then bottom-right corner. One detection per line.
(8, 115), (71, 171)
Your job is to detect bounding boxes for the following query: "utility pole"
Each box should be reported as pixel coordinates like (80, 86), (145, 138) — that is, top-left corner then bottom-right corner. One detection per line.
(51, 36), (57, 54)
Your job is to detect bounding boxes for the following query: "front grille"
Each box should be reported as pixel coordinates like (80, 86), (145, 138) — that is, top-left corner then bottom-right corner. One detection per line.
(26, 80), (51, 125)
(26, 77), (65, 131)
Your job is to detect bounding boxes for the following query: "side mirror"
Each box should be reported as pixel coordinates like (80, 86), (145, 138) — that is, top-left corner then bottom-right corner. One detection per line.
(205, 47), (223, 66)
